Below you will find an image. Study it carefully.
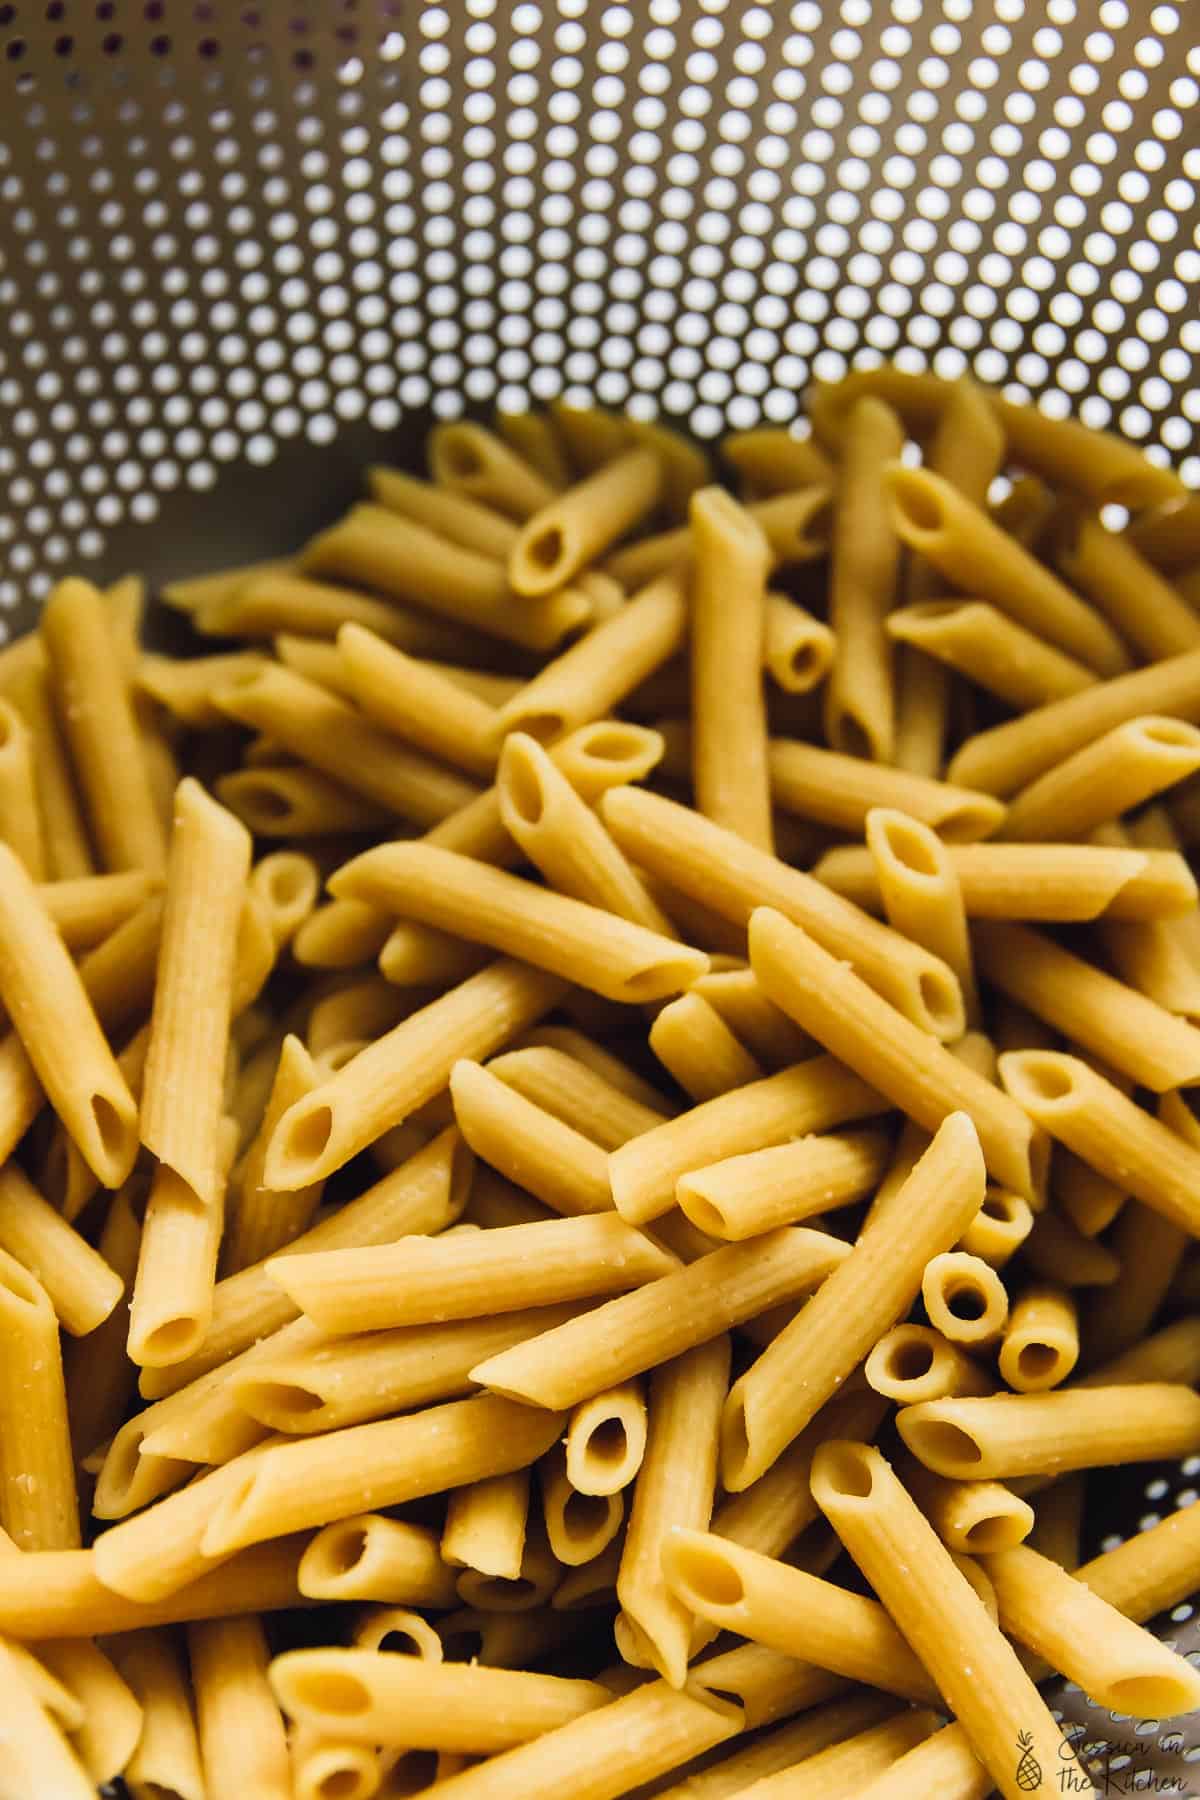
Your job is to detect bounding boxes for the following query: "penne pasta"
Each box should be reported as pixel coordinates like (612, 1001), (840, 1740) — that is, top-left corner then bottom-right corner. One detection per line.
(824, 396), (905, 761)
(1057, 513), (1200, 662)
(443, 1469), (530, 1582)
(267, 1212), (676, 1334)
(0, 695), (46, 878)
(449, 1058), (612, 1215)
(811, 1439), (1080, 1800)
(217, 765), (392, 837)
(195, 569), (491, 659)
(510, 446), (662, 595)
(720, 1112), (985, 1491)
(336, 622), (500, 779)
(223, 1034), (325, 1274)
(892, 641), (948, 780)
(431, 420), (558, 518)
(189, 1614), (292, 1800)
(921, 1251), (1009, 1348)
(958, 1186), (1034, 1269)
(763, 591), (835, 695)
(297, 1515), (458, 1607)
(998, 715), (1200, 841)
(649, 992), (764, 1104)
(565, 1382), (648, 1496)
(774, 737), (1005, 841)
(0, 1253), (77, 1550)
(111, 1628), (205, 1800)
(864, 1323), (994, 1405)
(720, 426), (833, 494)
(898, 1383), (1200, 1480)
(887, 598), (1096, 710)
(541, 1449), (624, 1567)
(749, 908), (1035, 1196)
(997, 1283), (1079, 1392)
(1, 1640), (97, 1800)
(867, 807), (980, 1025)
(0, 1162), (122, 1337)
(368, 464), (521, 557)
(494, 411), (571, 488)
(898, 1454), (1034, 1555)
(885, 465), (1131, 676)
(602, 785), (966, 1038)
(676, 1128), (889, 1240)
(730, 1712), (937, 1800)
(5, 658), (94, 880)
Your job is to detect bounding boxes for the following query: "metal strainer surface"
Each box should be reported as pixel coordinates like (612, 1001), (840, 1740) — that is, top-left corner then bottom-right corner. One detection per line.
(3, 2), (1200, 1791)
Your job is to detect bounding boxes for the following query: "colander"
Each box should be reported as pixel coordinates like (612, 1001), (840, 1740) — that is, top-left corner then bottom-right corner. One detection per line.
(2, 1), (1199, 1791)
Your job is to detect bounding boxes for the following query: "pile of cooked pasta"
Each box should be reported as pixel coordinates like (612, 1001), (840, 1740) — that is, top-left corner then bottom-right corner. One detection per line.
(4, 371), (1200, 1800)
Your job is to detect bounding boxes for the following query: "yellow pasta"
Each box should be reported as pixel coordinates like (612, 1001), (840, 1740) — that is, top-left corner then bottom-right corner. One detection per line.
(0, 1640), (96, 1800)
(763, 591), (835, 695)
(676, 1128), (889, 1240)
(564, 1382), (648, 1497)
(688, 486), (773, 849)
(719, 1112), (985, 1491)
(997, 1283), (1079, 1392)
(336, 621), (500, 779)
(649, 992), (763, 1104)
(449, 1058), (612, 1215)
(494, 411), (571, 489)
(720, 425), (833, 493)
(140, 778), (251, 1209)
(892, 641), (949, 780)
(488, 1044), (669, 1149)
(604, 488), (832, 588)
(864, 1323), (994, 1406)
(443, 1469), (530, 1582)
(887, 598), (1096, 710)
(898, 1454), (1034, 1555)
(0, 1162), (122, 1337)
(0, 695), (45, 878)
(510, 446), (662, 595)
(602, 786), (965, 1038)
(824, 396), (905, 761)
(540, 1449), (624, 1567)
(4, 658), (93, 880)
(616, 1335), (729, 1685)
(921, 1251), (1009, 1348)
(811, 1439), (1080, 1800)
(867, 807), (980, 1026)
(899, 1383), (1200, 1480)
(111, 1628), (205, 1800)
(999, 715), (1200, 841)
(368, 464), (521, 557)
(41, 576), (167, 873)
(0, 1253), (77, 1551)
(958, 1186), (1034, 1269)
(431, 420), (559, 518)
(223, 1036), (326, 1274)
(188, 1614), (292, 1800)
(749, 908), (1035, 1197)
(731, 1712), (938, 1800)
(885, 464), (1131, 676)
(1058, 513), (1200, 662)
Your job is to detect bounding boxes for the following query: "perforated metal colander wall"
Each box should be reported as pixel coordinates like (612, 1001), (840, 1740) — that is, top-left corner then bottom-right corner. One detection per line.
(4, 2), (1200, 1789)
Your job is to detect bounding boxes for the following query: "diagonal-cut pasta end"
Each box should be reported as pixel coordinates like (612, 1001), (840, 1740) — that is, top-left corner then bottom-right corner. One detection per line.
(997, 1049), (1084, 1117)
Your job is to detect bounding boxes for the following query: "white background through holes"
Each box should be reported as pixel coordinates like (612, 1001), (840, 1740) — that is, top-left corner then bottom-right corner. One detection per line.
(0, 1), (1196, 622)
(2, 2), (1200, 1788)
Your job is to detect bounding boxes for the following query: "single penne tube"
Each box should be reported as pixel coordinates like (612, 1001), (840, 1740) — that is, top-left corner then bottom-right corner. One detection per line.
(1082, 1188), (1187, 1369)
(565, 1382), (648, 1496)
(688, 1637), (848, 1729)
(604, 487), (832, 588)
(222, 1035), (325, 1275)
(626, 418), (711, 519)
(608, 1056), (883, 1226)
(856, 1721), (991, 1800)
(141, 1129), (470, 1400)
(509, 446), (662, 596)
(806, 360), (949, 443)
(291, 896), (395, 969)
(0, 1641), (96, 1800)
(601, 786), (966, 1039)
(885, 464), (1131, 677)
(266, 1212), (676, 1334)
(497, 733), (676, 936)
(515, 1024), (673, 1110)
(992, 397), (1183, 509)
(0, 696), (46, 877)
(948, 644), (1200, 799)
(649, 993), (763, 1104)
(921, 1251), (1009, 1347)
(688, 967), (813, 1070)
(431, 419), (558, 517)
(473, 1228), (849, 1411)
(355, 1605), (445, 1659)
(765, 738), (1008, 841)
(490, 570), (687, 744)
(70, 892), (165, 1047)
(749, 908), (1035, 1196)
(35, 1639), (143, 1790)
(0, 844), (138, 1186)
(824, 396), (905, 760)
(368, 464), (521, 557)
(303, 506), (588, 650)
(662, 1532), (937, 1703)
(998, 1049), (1200, 1234)
(232, 1310), (586, 1432)
(958, 1186), (1033, 1268)
(37, 869), (159, 950)
(454, 1515), (561, 1613)
(676, 1128), (889, 1240)
(443, 1469), (530, 1581)
(997, 1283), (1079, 1392)
(985, 1543), (1200, 1718)
(495, 409), (572, 487)
(217, 765), (392, 837)
(40, 576), (167, 873)
(898, 1383), (1200, 1481)
(0, 1252), (78, 1550)
(214, 662), (481, 825)
(110, 1628), (205, 1800)
(887, 599), (1096, 710)
(297, 1515), (458, 1607)
(336, 623), (500, 779)
(1078, 1316), (1200, 1390)
(811, 1439), (1080, 1800)
(63, 1182), (142, 1464)
(892, 639), (948, 780)
(262, 960), (563, 1192)
(193, 569), (485, 657)
(652, 1694), (898, 1800)
(202, 1394), (566, 1561)
(188, 1615), (292, 1800)
(1128, 492), (1200, 569)
(762, 591), (835, 694)
(814, 840), (1196, 922)
(0, 1162), (122, 1336)
(1057, 513), (1200, 661)
(907, 378), (1005, 598)
(540, 1450), (623, 1567)
(720, 425), (833, 492)
(1073, 1487), (1200, 1625)
(329, 842), (707, 1004)
(449, 1059), (611, 1216)
(0, 1536), (310, 1640)
(140, 779), (251, 1208)
(864, 1324), (994, 1405)
(379, 921), (490, 988)
(5, 659), (93, 880)
(867, 808), (980, 1025)
(137, 648), (271, 726)
(731, 1712), (938, 1800)
(250, 851), (319, 949)
(999, 715), (1200, 841)
(688, 486), (773, 850)
(898, 1454), (1034, 1554)
(616, 1335), (729, 1685)
(719, 1113), (985, 1492)
(488, 1045), (669, 1150)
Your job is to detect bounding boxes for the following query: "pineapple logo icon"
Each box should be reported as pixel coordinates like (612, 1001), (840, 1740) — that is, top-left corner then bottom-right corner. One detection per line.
(1015, 1730), (1043, 1791)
